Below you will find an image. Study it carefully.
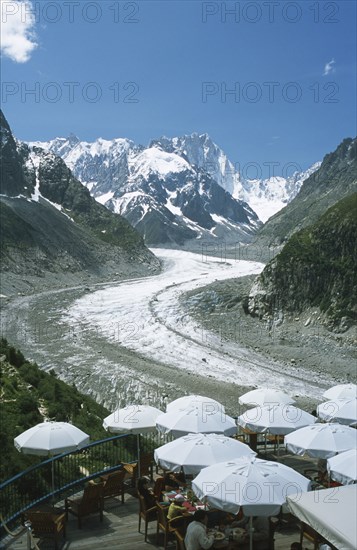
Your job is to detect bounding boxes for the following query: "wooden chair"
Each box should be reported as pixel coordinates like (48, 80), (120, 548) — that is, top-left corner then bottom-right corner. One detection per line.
(138, 493), (157, 542)
(65, 482), (104, 529)
(156, 501), (173, 550)
(153, 476), (165, 501)
(100, 468), (126, 506)
(170, 514), (192, 537)
(24, 510), (66, 550)
(123, 452), (154, 486)
(300, 521), (322, 550)
(174, 529), (187, 550)
(156, 502), (185, 549)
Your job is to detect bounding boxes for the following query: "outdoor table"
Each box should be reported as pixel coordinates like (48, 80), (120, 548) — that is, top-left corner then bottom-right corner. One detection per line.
(162, 491), (181, 502)
(208, 527), (248, 549)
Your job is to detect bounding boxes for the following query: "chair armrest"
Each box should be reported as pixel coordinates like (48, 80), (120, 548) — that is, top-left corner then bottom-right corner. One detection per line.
(146, 505), (157, 514)
(123, 462), (137, 472)
(54, 513), (66, 532)
(53, 513), (66, 524)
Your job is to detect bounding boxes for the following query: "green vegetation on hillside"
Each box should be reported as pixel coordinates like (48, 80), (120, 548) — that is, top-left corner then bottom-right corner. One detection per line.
(258, 137), (357, 245)
(258, 193), (357, 326)
(0, 338), (110, 481)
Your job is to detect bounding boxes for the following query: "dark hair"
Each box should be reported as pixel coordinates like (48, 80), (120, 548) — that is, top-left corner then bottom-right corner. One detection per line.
(137, 477), (149, 493)
(194, 510), (208, 523)
(290, 543), (302, 550)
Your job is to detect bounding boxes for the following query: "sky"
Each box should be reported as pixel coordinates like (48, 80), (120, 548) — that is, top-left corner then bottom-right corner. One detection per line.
(1, 0), (356, 178)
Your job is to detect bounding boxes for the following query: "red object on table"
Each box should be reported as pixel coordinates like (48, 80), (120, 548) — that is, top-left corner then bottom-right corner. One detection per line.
(182, 501), (196, 512)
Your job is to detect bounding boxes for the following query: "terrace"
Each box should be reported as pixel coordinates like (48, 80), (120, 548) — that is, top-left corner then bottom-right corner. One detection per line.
(1, 491), (315, 550)
(0, 431), (323, 550)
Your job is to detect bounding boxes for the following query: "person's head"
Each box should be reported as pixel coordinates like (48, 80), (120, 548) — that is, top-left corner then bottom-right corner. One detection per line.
(137, 476), (149, 492)
(290, 543), (302, 550)
(174, 494), (185, 506)
(194, 510), (208, 525)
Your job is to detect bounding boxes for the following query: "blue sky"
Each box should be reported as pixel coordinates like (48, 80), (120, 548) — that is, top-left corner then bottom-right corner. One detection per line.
(1, 0), (356, 177)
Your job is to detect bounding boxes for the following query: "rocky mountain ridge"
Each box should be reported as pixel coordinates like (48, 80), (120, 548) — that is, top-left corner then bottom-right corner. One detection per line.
(30, 132), (320, 244)
(256, 137), (357, 245)
(0, 110), (160, 295)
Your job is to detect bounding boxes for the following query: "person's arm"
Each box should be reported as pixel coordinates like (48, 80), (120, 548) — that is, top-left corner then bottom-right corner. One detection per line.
(231, 516), (249, 528)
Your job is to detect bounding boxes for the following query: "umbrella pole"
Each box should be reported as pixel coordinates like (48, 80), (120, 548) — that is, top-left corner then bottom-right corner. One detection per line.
(249, 516), (253, 550)
(137, 434), (141, 478)
(51, 458), (55, 506)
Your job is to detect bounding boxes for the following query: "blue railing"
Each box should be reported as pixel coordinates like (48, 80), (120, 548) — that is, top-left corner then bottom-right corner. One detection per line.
(0, 430), (169, 531)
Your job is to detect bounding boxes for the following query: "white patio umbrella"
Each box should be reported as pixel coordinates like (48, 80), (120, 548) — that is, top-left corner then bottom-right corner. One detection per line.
(156, 406), (237, 438)
(14, 422), (90, 501)
(327, 449), (357, 485)
(154, 433), (255, 475)
(166, 395), (225, 414)
(192, 456), (311, 550)
(103, 404), (163, 476)
(284, 423), (357, 459)
(317, 398), (357, 427)
(238, 405), (317, 435)
(238, 388), (295, 407)
(323, 383), (357, 401)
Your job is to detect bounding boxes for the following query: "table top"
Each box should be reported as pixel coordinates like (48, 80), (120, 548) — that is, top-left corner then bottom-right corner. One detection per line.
(208, 527), (248, 548)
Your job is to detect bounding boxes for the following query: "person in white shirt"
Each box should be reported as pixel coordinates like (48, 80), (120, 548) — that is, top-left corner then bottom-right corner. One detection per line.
(185, 510), (214, 550)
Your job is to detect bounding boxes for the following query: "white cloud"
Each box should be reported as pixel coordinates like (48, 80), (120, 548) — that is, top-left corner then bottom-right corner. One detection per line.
(323, 58), (336, 76)
(1, 0), (38, 63)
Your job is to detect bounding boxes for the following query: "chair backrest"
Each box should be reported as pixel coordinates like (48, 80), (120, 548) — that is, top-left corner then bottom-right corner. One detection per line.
(175, 529), (187, 550)
(153, 476), (165, 500)
(300, 521), (321, 549)
(25, 511), (64, 536)
(80, 482), (104, 513)
(156, 502), (169, 531)
(103, 469), (125, 498)
(138, 494), (148, 515)
(139, 452), (154, 478)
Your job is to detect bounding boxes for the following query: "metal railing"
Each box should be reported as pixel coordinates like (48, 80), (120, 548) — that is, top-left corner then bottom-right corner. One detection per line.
(0, 430), (170, 532)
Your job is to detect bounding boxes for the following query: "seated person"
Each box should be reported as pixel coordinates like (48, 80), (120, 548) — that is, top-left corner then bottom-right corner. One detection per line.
(168, 493), (186, 520)
(163, 471), (185, 490)
(291, 544), (302, 550)
(185, 510), (214, 550)
(206, 509), (231, 528)
(137, 476), (156, 508)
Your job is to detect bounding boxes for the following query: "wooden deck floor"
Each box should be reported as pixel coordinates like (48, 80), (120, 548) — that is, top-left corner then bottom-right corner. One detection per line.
(2, 452), (319, 550)
(1, 493), (315, 550)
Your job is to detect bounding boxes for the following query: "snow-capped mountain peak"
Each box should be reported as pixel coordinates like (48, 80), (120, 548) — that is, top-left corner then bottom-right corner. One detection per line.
(150, 132), (241, 197)
(26, 131), (320, 245)
(240, 162), (322, 222)
(129, 147), (194, 180)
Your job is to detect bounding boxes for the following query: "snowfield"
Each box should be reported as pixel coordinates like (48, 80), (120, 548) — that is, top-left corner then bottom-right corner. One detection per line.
(61, 249), (327, 399)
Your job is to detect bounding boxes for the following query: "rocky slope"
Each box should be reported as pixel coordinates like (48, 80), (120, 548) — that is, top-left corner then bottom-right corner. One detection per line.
(0, 111), (160, 295)
(256, 137), (357, 245)
(248, 193), (357, 330)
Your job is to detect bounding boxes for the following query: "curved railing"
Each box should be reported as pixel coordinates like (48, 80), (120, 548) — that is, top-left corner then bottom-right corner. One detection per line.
(0, 430), (165, 531)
